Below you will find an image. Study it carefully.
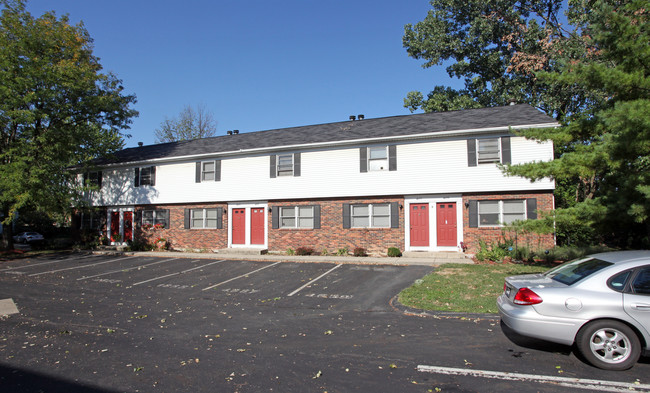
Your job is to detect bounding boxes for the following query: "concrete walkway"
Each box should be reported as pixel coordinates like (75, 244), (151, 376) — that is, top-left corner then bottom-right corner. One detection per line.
(92, 249), (474, 266)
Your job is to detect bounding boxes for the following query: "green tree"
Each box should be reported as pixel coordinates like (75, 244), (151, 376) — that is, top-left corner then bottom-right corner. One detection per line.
(402, 0), (596, 120)
(154, 103), (217, 143)
(507, 0), (650, 247)
(0, 0), (137, 248)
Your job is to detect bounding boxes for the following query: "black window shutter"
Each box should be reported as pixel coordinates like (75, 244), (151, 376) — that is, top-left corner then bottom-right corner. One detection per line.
(388, 145), (397, 171)
(293, 153), (301, 177)
(184, 209), (190, 229)
(390, 202), (399, 228)
(342, 204), (351, 228)
(217, 207), (223, 229)
(501, 136), (512, 164)
(97, 171), (102, 189)
(134, 167), (140, 187)
(313, 205), (321, 229)
(270, 155), (276, 178)
(467, 139), (477, 167)
(215, 160), (221, 182)
(135, 210), (142, 228)
(83, 172), (88, 186)
(163, 209), (170, 228)
(359, 148), (367, 173)
(150, 166), (156, 186)
(271, 206), (279, 229)
(526, 198), (538, 220)
(195, 162), (202, 183)
(469, 200), (478, 228)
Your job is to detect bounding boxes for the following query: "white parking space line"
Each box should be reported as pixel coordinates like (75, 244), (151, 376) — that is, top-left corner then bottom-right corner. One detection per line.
(202, 262), (281, 291)
(0, 254), (98, 272)
(417, 365), (650, 393)
(287, 264), (342, 297)
(131, 260), (226, 286)
(29, 256), (137, 277)
(76, 258), (181, 281)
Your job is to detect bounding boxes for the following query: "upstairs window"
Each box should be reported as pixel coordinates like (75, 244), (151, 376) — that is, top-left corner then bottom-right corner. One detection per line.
(368, 147), (388, 171)
(135, 166), (156, 187)
(270, 153), (301, 178)
(196, 160), (221, 182)
(467, 137), (511, 166)
(477, 138), (500, 163)
(83, 171), (103, 189)
(360, 145), (397, 172)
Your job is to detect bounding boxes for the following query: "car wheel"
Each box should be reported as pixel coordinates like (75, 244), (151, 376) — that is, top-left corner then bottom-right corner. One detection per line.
(576, 320), (641, 370)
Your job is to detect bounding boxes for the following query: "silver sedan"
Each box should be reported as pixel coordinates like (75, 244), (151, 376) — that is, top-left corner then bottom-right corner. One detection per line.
(497, 250), (650, 370)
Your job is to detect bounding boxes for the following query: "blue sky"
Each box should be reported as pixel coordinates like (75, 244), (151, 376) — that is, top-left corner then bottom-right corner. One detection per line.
(26, 0), (460, 148)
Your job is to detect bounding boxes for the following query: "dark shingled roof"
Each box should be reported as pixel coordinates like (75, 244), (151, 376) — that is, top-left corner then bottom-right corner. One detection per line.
(97, 104), (555, 165)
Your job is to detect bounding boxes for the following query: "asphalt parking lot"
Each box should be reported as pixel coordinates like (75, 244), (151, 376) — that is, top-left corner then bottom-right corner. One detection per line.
(1, 253), (649, 393)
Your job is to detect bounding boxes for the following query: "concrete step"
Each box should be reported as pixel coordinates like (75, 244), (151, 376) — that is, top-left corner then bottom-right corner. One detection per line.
(216, 248), (268, 255)
(402, 251), (470, 260)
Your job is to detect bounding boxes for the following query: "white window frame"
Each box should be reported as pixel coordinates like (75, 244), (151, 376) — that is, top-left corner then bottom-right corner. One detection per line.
(139, 167), (154, 186)
(276, 154), (294, 177)
(190, 208), (218, 229)
(477, 138), (501, 164)
(478, 200), (526, 227)
(368, 146), (388, 171)
(142, 209), (168, 228)
(351, 203), (391, 228)
(279, 206), (314, 229)
(201, 161), (215, 181)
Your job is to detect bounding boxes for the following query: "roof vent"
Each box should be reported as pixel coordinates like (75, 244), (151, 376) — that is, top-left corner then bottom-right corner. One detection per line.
(358, 114), (364, 120)
(349, 115), (356, 121)
(227, 130), (233, 135)
(138, 142), (143, 147)
(233, 130), (239, 135)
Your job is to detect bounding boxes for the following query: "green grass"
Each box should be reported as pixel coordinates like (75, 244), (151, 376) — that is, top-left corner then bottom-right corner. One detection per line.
(398, 263), (550, 314)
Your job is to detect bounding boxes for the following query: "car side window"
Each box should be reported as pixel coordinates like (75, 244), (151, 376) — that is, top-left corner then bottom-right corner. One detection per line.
(608, 270), (632, 292)
(631, 267), (650, 295)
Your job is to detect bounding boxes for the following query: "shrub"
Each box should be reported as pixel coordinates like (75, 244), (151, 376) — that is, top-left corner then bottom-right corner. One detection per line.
(320, 248), (329, 256)
(353, 247), (367, 257)
(336, 247), (349, 256)
(387, 247), (402, 257)
(127, 239), (155, 251)
(286, 248), (295, 255)
(295, 247), (314, 256)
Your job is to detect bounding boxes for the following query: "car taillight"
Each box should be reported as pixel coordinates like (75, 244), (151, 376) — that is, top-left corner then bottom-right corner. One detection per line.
(513, 288), (543, 305)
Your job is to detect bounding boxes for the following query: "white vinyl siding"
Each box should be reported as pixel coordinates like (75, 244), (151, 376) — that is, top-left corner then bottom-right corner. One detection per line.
(351, 203), (390, 228)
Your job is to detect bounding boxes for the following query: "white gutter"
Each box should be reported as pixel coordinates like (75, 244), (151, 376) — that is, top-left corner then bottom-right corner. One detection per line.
(99, 122), (558, 169)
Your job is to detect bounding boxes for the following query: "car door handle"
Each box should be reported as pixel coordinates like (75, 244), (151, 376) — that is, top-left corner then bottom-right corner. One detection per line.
(632, 303), (650, 311)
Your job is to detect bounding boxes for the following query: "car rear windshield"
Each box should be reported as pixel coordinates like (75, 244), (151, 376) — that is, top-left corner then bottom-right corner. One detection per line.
(544, 258), (613, 285)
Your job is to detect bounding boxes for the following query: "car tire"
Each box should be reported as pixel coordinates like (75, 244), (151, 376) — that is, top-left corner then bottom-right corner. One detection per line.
(575, 320), (641, 370)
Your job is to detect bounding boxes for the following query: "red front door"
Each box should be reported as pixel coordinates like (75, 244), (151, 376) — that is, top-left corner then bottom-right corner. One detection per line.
(123, 211), (133, 242)
(250, 208), (265, 245)
(436, 203), (457, 247)
(232, 208), (246, 244)
(410, 204), (429, 247)
(110, 211), (120, 242)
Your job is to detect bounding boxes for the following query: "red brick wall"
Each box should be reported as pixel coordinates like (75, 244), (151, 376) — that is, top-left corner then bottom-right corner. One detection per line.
(462, 192), (555, 253)
(134, 203), (228, 251)
(268, 197), (404, 256)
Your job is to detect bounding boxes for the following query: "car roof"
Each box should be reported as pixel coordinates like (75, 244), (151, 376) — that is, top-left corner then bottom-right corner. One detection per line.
(589, 250), (650, 265)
